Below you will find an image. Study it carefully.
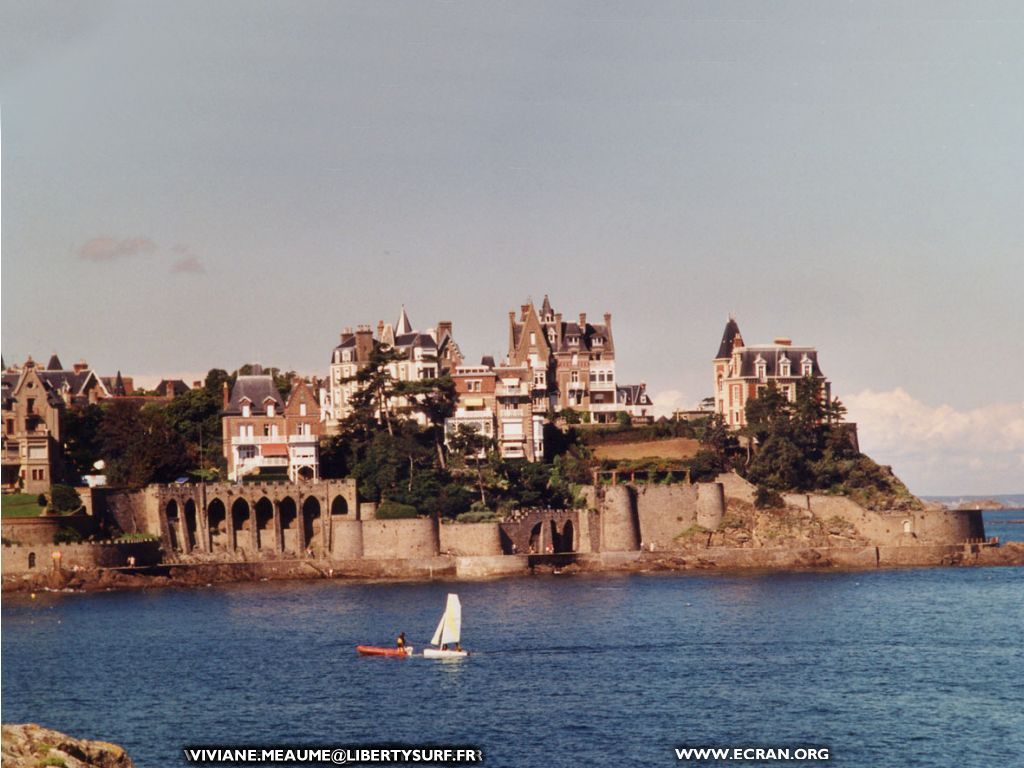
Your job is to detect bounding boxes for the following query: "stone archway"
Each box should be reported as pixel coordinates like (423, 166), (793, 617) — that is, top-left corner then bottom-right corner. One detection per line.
(529, 522), (542, 554)
(330, 495), (349, 516)
(302, 496), (322, 553)
(165, 500), (181, 552)
(231, 498), (251, 553)
(559, 520), (574, 553)
(207, 498), (227, 551)
(279, 497), (298, 553)
(254, 497), (274, 551)
(184, 499), (198, 552)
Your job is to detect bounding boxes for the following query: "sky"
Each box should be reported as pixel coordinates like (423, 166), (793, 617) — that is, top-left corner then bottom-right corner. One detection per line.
(2, 1), (1022, 495)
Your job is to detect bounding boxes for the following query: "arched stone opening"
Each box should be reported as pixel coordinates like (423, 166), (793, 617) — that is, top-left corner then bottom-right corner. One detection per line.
(255, 497), (274, 550)
(330, 495), (349, 516)
(559, 520), (574, 553)
(529, 522), (542, 554)
(183, 499), (198, 552)
(207, 498), (227, 551)
(302, 496), (322, 553)
(297, 466), (315, 481)
(165, 500), (181, 551)
(231, 498), (251, 553)
(499, 527), (516, 555)
(279, 497), (298, 553)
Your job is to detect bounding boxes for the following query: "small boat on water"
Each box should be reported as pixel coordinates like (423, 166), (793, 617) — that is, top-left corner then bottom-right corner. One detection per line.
(356, 645), (413, 657)
(423, 593), (468, 659)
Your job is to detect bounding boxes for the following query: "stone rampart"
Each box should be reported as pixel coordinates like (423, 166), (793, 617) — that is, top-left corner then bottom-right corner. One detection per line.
(362, 518), (439, 559)
(1, 540), (161, 575)
(2, 514), (96, 546)
(600, 485), (640, 551)
(439, 522), (503, 556)
(784, 493), (985, 546)
(633, 484), (698, 549)
(330, 519), (364, 558)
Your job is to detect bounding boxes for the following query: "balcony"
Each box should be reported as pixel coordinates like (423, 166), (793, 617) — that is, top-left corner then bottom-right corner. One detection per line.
(589, 380), (616, 391)
(232, 434), (316, 446)
(498, 385), (524, 397)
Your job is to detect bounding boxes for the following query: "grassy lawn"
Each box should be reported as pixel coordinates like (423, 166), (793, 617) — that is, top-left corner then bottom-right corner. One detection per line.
(1, 493), (45, 518)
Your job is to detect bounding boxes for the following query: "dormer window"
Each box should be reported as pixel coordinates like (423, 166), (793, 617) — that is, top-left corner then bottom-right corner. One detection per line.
(548, 329), (556, 344)
(241, 402), (251, 418)
(779, 355), (791, 377)
(594, 337), (604, 347)
(801, 355), (813, 377)
(755, 355), (767, 382)
(267, 403), (275, 417)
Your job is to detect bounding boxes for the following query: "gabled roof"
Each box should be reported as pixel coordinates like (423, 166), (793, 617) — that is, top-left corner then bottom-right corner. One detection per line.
(617, 383), (653, 407)
(716, 317), (742, 359)
(47, 354), (63, 371)
(225, 375), (285, 415)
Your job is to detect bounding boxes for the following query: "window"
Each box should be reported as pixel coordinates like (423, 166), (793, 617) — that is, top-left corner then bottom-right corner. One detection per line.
(779, 356), (791, 377)
(299, 403), (307, 416)
(571, 353), (578, 367)
(28, 553), (36, 569)
(31, 468), (45, 481)
(571, 371), (579, 383)
(241, 404), (251, 418)
(530, 331), (536, 345)
(26, 398), (36, 414)
(240, 424), (254, 438)
(239, 446), (256, 459)
(801, 356), (813, 377)
(756, 361), (767, 382)
(267, 404), (275, 417)
(298, 423), (310, 435)
(533, 371), (545, 387)
(420, 367), (436, 379)
(594, 337), (604, 346)
(466, 380), (481, 392)
(263, 424), (272, 436)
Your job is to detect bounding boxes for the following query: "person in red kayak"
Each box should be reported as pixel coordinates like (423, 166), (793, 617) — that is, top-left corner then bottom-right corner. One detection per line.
(396, 632), (407, 652)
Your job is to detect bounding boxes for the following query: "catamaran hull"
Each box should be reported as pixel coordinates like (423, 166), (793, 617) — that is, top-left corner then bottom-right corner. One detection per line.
(356, 645), (413, 657)
(423, 648), (468, 659)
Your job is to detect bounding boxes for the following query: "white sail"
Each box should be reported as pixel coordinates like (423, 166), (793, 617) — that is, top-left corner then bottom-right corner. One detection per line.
(430, 593), (462, 646)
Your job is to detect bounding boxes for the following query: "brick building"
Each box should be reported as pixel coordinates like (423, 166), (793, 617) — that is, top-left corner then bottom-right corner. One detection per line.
(712, 317), (831, 428)
(505, 295), (652, 424)
(222, 374), (321, 482)
(323, 307), (461, 432)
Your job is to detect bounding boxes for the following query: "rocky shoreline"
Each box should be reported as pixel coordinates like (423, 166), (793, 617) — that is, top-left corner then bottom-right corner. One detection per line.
(1, 724), (133, 768)
(4, 542), (1023, 596)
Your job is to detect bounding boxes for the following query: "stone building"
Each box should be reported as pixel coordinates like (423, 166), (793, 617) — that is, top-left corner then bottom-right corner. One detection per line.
(444, 358), (545, 461)
(712, 317), (831, 428)
(506, 295), (651, 424)
(323, 307), (461, 432)
(222, 373), (321, 482)
(1, 360), (66, 493)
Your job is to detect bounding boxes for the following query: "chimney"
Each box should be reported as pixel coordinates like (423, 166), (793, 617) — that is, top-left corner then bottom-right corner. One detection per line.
(377, 320), (385, 339)
(192, 381), (202, 389)
(73, 360), (88, 373)
(579, 312), (587, 328)
(604, 312), (612, 328)
(437, 321), (453, 340)
(773, 337), (792, 347)
(166, 381), (175, 398)
(222, 381), (230, 410)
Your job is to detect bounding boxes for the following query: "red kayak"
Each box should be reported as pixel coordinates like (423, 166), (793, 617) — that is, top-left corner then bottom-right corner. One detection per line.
(356, 645), (413, 657)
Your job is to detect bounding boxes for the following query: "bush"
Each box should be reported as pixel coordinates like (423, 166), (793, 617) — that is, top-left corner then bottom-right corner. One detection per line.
(37, 494), (48, 507)
(455, 510), (501, 523)
(376, 500), (419, 519)
(53, 526), (83, 544)
(615, 411), (632, 427)
(754, 486), (785, 509)
(48, 484), (82, 514)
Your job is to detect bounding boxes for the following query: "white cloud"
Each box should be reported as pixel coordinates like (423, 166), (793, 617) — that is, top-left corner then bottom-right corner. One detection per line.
(78, 235), (156, 261)
(650, 389), (688, 418)
(845, 388), (1024, 495)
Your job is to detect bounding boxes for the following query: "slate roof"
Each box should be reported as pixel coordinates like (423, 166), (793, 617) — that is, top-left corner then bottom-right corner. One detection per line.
(224, 375), (285, 415)
(393, 332), (437, 350)
(716, 318), (742, 359)
(617, 384), (653, 407)
(47, 354), (63, 371)
(155, 379), (190, 397)
(733, 347), (823, 378)
(396, 306), (413, 335)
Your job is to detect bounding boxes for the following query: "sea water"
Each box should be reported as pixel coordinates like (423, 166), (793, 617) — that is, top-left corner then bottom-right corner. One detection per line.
(2, 557), (1022, 767)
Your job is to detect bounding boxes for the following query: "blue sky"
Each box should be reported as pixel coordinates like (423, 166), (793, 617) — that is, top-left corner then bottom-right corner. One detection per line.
(2, 1), (1022, 494)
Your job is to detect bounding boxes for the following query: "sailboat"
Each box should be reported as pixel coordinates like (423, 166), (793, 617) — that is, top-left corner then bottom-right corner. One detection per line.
(423, 593), (468, 659)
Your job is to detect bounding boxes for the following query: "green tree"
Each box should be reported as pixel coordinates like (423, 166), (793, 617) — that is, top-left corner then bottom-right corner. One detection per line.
(342, 345), (405, 436)
(61, 403), (105, 479)
(99, 401), (190, 488)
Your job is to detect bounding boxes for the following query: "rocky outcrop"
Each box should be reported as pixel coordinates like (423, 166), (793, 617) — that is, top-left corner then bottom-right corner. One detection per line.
(1, 724), (133, 768)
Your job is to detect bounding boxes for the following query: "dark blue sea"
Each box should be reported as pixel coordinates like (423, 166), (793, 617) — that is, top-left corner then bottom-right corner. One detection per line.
(3, 564), (1022, 768)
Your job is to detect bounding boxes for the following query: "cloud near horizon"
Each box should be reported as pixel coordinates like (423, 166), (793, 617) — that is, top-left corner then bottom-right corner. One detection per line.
(845, 388), (1024, 496)
(78, 236), (156, 261)
(170, 255), (205, 274)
